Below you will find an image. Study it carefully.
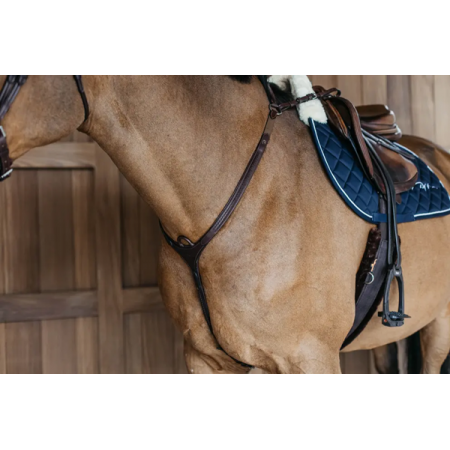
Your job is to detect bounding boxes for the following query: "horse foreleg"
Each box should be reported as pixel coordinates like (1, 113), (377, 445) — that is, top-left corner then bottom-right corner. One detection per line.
(420, 303), (450, 374)
(276, 343), (342, 374)
(372, 343), (400, 374)
(279, 356), (342, 374)
(183, 339), (251, 374)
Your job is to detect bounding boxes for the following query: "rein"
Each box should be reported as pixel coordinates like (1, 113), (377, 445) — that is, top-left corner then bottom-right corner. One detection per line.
(0, 75), (89, 181)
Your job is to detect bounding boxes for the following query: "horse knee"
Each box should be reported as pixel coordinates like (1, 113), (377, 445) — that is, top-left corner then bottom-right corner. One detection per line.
(184, 339), (250, 374)
(420, 305), (450, 374)
(276, 340), (342, 374)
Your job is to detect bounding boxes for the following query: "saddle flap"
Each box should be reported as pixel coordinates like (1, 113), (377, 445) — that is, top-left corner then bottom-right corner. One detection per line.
(315, 90), (375, 180)
(374, 143), (419, 194)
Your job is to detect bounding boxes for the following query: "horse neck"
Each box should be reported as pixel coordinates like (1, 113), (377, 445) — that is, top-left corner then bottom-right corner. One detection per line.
(88, 76), (268, 238)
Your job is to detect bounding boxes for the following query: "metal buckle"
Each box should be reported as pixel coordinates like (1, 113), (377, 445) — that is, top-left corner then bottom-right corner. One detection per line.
(269, 104), (282, 119)
(0, 168), (13, 181)
(301, 93), (318, 103)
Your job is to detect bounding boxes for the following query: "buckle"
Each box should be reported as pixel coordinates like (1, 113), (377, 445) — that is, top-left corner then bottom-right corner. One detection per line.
(296, 93), (318, 104)
(0, 168), (13, 181)
(269, 104), (282, 119)
(318, 88), (341, 100)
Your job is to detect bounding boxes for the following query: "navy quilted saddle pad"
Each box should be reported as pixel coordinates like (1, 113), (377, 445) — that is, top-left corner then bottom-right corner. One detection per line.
(309, 119), (450, 224)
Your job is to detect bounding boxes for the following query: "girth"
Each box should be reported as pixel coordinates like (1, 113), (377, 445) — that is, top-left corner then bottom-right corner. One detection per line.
(0, 75), (89, 181)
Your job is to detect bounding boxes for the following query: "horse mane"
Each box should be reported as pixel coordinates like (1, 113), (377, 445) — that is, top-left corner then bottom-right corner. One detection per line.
(270, 79), (293, 103)
(229, 76), (252, 83)
(229, 75), (294, 103)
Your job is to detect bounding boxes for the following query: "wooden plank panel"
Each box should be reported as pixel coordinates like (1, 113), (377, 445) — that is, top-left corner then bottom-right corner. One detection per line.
(14, 143), (95, 169)
(139, 198), (160, 285)
(0, 290), (97, 322)
(121, 175), (141, 287)
(72, 170), (99, 373)
(337, 76), (362, 105)
(387, 76), (412, 135)
(0, 325), (5, 374)
(121, 174), (160, 287)
(362, 76), (387, 104)
(142, 310), (175, 374)
(1, 286), (163, 322)
(76, 317), (99, 374)
(38, 170), (75, 291)
(342, 351), (371, 374)
(2, 171), (41, 373)
(124, 313), (143, 374)
(42, 319), (77, 374)
(72, 171), (96, 290)
(434, 76), (450, 148)
(3, 171), (40, 294)
(95, 146), (124, 373)
(0, 181), (5, 373)
(309, 75), (337, 87)
(5, 321), (42, 374)
(73, 130), (92, 143)
(411, 75), (435, 141)
(122, 287), (162, 313)
(0, 176), (6, 294)
(39, 170), (77, 373)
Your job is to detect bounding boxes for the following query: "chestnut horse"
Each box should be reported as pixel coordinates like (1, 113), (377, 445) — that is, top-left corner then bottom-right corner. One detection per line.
(2, 75), (450, 373)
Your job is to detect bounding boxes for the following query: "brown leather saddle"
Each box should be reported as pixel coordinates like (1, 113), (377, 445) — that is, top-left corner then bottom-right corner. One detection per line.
(314, 86), (418, 199)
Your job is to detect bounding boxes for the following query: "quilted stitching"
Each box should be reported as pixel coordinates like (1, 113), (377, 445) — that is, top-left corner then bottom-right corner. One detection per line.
(311, 121), (450, 224)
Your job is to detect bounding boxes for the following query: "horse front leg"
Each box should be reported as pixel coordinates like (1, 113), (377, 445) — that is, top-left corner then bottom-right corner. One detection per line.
(273, 340), (342, 374)
(420, 302), (450, 374)
(280, 355), (342, 374)
(184, 339), (251, 374)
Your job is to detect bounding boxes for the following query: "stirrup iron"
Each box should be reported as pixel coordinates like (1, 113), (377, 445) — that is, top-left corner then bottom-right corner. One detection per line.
(378, 265), (410, 327)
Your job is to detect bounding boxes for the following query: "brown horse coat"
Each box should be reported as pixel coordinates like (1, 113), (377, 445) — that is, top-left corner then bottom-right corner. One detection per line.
(2, 75), (450, 373)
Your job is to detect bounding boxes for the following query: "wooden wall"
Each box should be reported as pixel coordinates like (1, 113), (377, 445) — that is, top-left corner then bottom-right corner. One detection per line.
(0, 132), (186, 374)
(1, 76), (449, 374)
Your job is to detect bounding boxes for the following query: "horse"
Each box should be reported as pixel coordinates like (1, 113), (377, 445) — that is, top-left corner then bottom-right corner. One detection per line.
(2, 75), (450, 374)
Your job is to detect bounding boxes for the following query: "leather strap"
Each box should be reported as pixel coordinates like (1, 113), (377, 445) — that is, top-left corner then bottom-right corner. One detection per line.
(0, 75), (90, 182)
(160, 77), (346, 367)
(73, 75), (90, 122)
(161, 114), (275, 368)
(341, 228), (388, 348)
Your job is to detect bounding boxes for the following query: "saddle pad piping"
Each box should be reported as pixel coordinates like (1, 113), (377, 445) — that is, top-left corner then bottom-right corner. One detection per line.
(310, 119), (374, 221)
